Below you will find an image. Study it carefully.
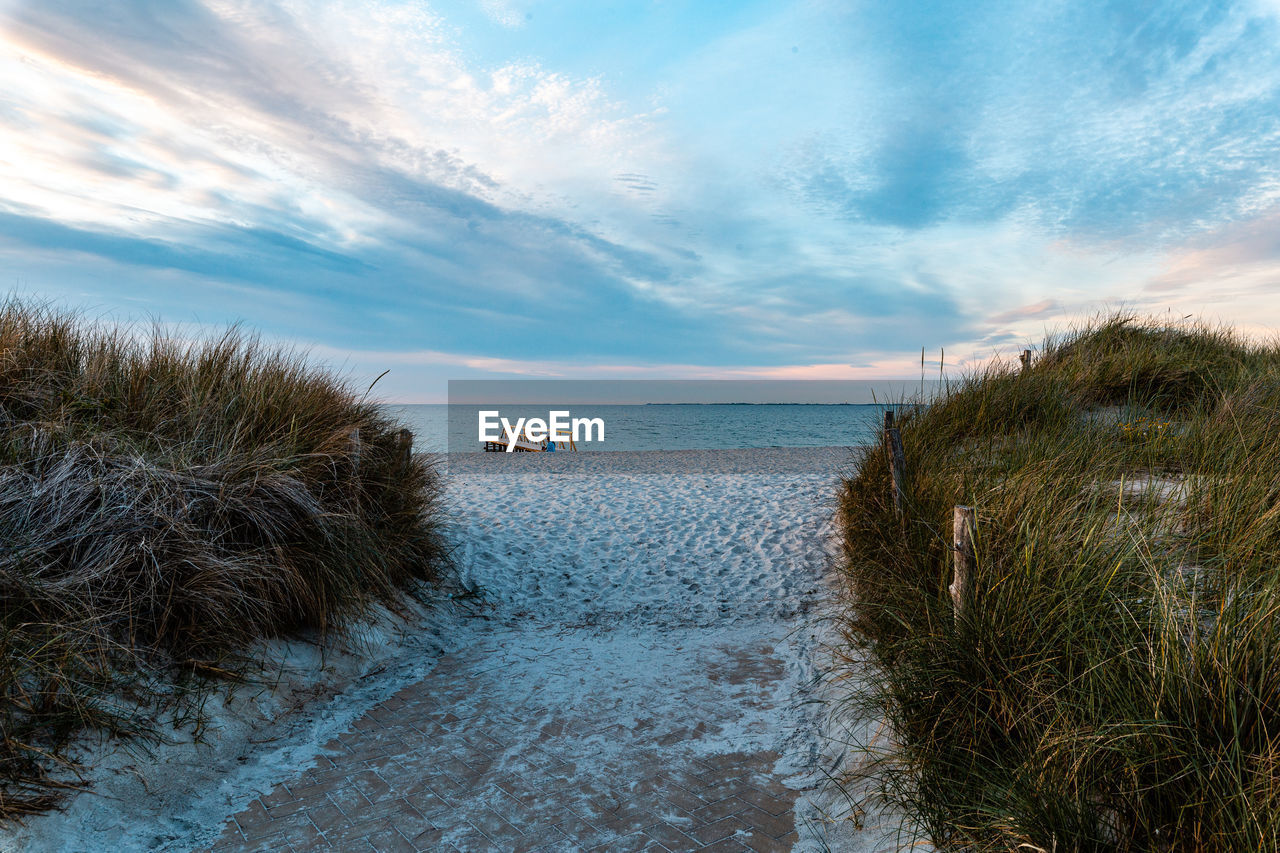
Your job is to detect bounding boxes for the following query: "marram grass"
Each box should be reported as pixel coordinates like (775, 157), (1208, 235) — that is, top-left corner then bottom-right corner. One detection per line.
(837, 314), (1280, 850)
(0, 301), (449, 817)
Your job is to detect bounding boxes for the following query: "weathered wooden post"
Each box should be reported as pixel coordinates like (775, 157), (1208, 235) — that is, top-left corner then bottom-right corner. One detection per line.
(349, 427), (362, 470)
(1019, 349), (1031, 372)
(883, 410), (906, 517)
(950, 505), (975, 620)
(395, 428), (414, 471)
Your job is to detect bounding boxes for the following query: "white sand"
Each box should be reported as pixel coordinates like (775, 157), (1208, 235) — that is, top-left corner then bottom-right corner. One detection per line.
(2, 446), (917, 852)
(0, 602), (455, 853)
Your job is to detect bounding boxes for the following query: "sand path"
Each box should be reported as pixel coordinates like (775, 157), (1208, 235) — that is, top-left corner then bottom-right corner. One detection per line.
(201, 447), (872, 852)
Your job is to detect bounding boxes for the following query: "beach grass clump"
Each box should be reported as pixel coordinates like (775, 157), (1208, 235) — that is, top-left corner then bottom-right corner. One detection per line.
(837, 313), (1280, 850)
(0, 301), (449, 817)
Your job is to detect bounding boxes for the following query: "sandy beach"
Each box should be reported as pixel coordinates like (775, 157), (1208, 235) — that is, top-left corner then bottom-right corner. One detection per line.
(9, 0), (1266, 845)
(3, 446), (906, 852)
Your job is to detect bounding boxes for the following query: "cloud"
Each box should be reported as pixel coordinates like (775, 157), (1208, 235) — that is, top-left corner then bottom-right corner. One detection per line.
(0, 0), (986, 367)
(990, 299), (1062, 324)
(2, 0), (1280, 400)
(479, 0), (526, 29)
(1147, 212), (1280, 293)
(769, 2), (1280, 242)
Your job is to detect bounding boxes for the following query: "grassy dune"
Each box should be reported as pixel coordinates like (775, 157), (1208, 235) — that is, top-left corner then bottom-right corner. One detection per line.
(838, 315), (1280, 850)
(0, 303), (449, 817)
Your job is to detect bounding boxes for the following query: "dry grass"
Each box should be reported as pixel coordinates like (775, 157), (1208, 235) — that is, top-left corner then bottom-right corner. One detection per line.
(837, 313), (1280, 850)
(0, 301), (449, 817)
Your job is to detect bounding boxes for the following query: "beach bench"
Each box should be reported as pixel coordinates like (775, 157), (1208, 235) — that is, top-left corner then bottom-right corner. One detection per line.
(482, 432), (578, 452)
(483, 437), (546, 452)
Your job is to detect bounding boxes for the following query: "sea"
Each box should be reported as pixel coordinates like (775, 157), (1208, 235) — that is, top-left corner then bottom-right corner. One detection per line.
(381, 403), (898, 453)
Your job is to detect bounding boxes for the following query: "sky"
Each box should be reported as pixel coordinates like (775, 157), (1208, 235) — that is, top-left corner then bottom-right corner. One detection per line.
(2, 0), (1280, 401)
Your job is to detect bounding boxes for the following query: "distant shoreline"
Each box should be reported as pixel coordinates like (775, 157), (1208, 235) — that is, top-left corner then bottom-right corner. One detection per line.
(412, 401), (906, 407)
(641, 401), (894, 406)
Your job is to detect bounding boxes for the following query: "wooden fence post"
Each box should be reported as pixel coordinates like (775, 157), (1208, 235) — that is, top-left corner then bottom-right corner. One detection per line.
(883, 410), (906, 517)
(951, 505), (975, 619)
(395, 428), (414, 471)
(349, 427), (362, 470)
(1019, 349), (1031, 371)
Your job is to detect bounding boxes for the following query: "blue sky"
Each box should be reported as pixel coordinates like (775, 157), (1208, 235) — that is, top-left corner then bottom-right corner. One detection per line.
(2, 0), (1279, 401)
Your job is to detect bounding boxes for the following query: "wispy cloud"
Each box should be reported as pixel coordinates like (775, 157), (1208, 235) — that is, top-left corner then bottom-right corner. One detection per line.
(990, 299), (1062, 325)
(1, 0), (1279, 399)
(478, 0), (526, 29)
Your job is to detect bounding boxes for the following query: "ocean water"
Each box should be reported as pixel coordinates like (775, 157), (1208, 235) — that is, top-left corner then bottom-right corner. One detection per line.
(381, 403), (893, 452)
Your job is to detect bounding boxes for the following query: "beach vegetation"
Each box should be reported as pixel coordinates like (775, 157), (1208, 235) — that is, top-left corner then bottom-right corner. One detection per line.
(837, 313), (1280, 850)
(0, 301), (449, 818)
